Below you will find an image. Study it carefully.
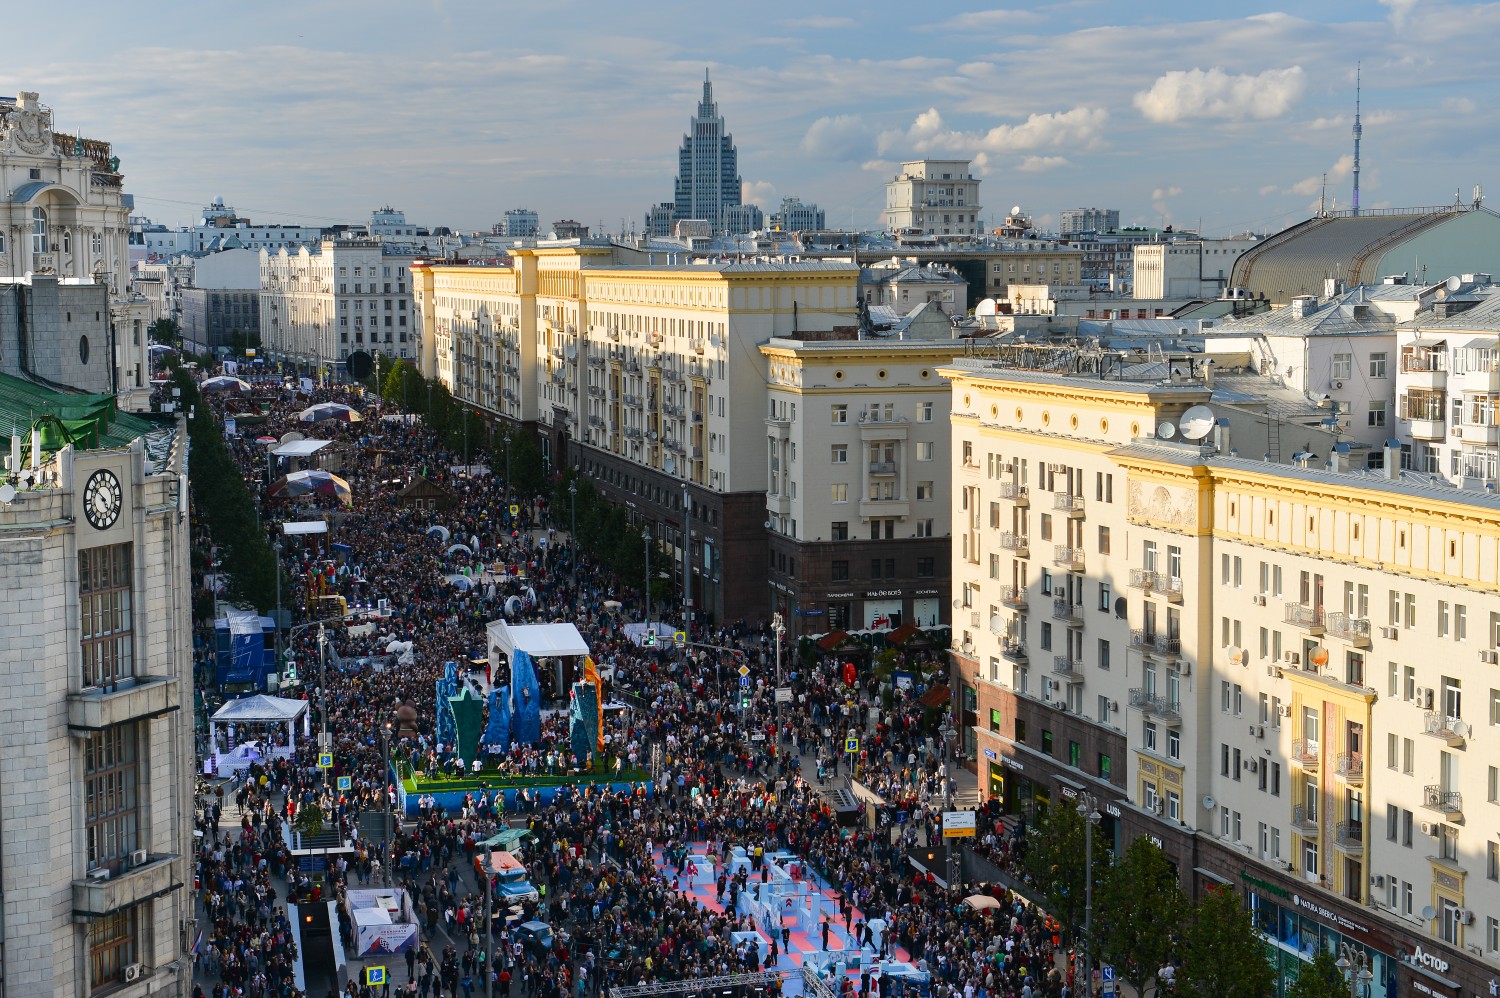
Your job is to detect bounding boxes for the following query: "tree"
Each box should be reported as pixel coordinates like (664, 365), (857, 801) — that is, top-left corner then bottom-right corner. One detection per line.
(148, 317), (180, 346)
(1178, 885), (1275, 998)
(1287, 950), (1348, 998)
(1095, 836), (1189, 997)
(1020, 800), (1109, 938)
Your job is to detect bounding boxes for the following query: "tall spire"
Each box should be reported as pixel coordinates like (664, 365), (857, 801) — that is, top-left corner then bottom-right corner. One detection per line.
(700, 68), (715, 117)
(1351, 63), (1362, 217)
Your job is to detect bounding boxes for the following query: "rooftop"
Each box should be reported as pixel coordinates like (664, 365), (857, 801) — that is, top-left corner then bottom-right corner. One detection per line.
(0, 373), (171, 468)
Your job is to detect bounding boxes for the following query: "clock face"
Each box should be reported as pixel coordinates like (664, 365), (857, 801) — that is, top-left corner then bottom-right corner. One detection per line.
(83, 470), (123, 530)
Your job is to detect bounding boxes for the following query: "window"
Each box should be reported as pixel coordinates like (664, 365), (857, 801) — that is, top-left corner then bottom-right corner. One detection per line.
(831, 560), (849, 582)
(915, 519), (934, 537)
(1167, 729), (1181, 760)
(916, 557), (935, 578)
(831, 522), (848, 541)
(1367, 400), (1387, 427)
(1041, 730), (1054, 755)
(30, 207), (47, 254)
(85, 725), (139, 873)
(918, 402), (933, 422)
(1098, 753), (1112, 781)
(1097, 525), (1111, 554)
(831, 404), (847, 424)
(89, 907), (139, 992)
(1068, 740), (1081, 767)
(1098, 582), (1112, 612)
(916, 481), (934, 501)
(916, 441), (933, 461)
(990, 708), (1003, 731)
(1331, 353), (1352, 380)
(1144, 720), (1158, 752)
(1369, 352), (1388, 378)
(831, 483), (847, 503)
(80, 544), (133, 687)
(831, 445), (848, 464)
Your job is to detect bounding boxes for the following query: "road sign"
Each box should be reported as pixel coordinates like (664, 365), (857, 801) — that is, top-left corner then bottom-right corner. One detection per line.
(774, 687), (793, 703)
(337, 776), (352, 791)
(942, 810), (977, 838)
(1102, 965), (1115, 996)
(673, 631), (686, 646)
(845, 737), (860, 754)
(739, 676), (750, 688)
(738, 664), (750, 677)
(509, 504), (520, 517)
(317, 752), (334, 769)
(365, 967), (387, 986)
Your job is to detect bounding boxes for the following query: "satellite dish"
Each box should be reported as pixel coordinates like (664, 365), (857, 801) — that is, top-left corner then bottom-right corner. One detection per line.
(1180, 405), (1216, 441)
(280, 431), (305, 443)
(1452, 719), (1470, 738)
(1113, 596), (1128, 618)
(1201, 795), (1217, 811)
(1010, 205), (1023, 215)
(1309, 646), (1330, 668)
(0, 484), (14, 505)
(1446, 274), (1463, 292)
(1421, 905), (1437, 921)
(975, 298), (999, 316)
(1157, 421), (1177, 440)
(1228, 646), (1244, 666)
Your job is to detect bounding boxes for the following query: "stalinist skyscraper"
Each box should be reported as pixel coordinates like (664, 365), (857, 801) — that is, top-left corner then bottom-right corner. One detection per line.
(645, 71), (747, 236)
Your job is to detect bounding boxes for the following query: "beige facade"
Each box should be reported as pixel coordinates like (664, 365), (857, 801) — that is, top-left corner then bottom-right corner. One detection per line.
(0, 396), (194, 997)
(883, 160), (983, 237)
(946, 360), (1500, 993)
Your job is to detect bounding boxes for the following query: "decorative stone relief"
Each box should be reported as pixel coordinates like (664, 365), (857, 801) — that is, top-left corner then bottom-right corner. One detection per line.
(1128, 480), (1198, 528)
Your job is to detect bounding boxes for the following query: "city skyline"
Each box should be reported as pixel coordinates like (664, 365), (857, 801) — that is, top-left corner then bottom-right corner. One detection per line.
(5, 0), (1497, 237)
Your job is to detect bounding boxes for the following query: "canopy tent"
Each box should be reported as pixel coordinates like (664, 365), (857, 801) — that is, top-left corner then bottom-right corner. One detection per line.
(208, 695), (310, 775)
(479, 828), (533, 850)
(282, 520), (328, 536)
(486, 620), (590, 661)
(271, 439), (333, 458)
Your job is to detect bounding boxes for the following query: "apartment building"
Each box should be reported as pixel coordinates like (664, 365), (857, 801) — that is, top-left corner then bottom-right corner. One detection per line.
(883, 160), (984, 237)
(760, 339), (959, 637)
(1132, 237), (1260, 300)
(413, 247), (861, 622)
(259, 237), (416, 373)
(945, 359), (1500, 997)
(0, 377), (195, 996)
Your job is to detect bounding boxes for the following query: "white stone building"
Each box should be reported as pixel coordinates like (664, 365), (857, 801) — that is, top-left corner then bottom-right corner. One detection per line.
(0, 376), (194, 996)
(883, 160), (983, 237)
(1132, 237), (1260, 300)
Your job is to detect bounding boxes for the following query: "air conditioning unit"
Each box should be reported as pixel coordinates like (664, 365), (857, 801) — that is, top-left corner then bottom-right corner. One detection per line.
(1245, 759), (1259, 772)
(1379, 626), (1399, 640)
(1459, 908), (1475, 925)
(1266, 664), (1282, 678)
(1421, 688), (1435, 709)
(1153, 799), (1165, 815)
(86, 867), (110, 881)
(1279, 705), (1292, 717)
(130, 848), (148, 867)
(1453, 427), (1463, 438)
(1249, 724), (1265, 739)
(123, 963), (144, 983)
(1252, 594), (1268, 606)
(1171, 660), (1190, 676)
(1332, 380), (1344, 390)
(1420, 821), (1437, 836)
(1479, 650), (1498, 665)
(1108, 700), (1119, 713)
(1372, 874), (1386, 889)
(1283, 651), (1300, 665)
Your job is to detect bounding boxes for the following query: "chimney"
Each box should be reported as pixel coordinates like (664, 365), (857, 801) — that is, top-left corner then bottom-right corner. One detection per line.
(1324, 277), (1346, 298)
(1202, 357), (1216, 388)
(1213, 418), (1231, 455)
(1290, 295), (1317, 318)
(1328, 442), (1353, 474)
(1292, 451), (1316, 469)
(1383, 439), (1401, 480)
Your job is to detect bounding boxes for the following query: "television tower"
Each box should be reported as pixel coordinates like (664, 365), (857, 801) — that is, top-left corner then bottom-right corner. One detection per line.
(1351, 63), (1362, 217)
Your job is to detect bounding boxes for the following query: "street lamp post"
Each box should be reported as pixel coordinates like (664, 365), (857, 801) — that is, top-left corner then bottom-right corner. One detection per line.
(1077, 792), (1102, 998)
(772, 612), (785, 726)
(568, 481), (578, 592)
(1336, 943), (1373, 998)
(682, 484), (692, 638)
(272, 540), (283, 673)
(380, 723), (393, 885)
(643, 529), (652, 631)
(481, 854), (496, 998)
(504, 432), (512, 497)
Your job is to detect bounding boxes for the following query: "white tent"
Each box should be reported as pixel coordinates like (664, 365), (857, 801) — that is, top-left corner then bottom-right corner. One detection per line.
(487, 620), (589, 661)
(271, 439), (333, 458)
(282, 520), (328, 536)
(208, 695), (310, 775)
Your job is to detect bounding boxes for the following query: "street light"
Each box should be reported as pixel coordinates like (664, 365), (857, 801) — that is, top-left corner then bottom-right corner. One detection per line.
(272, 540), (283, 674)
(682, 484), (692, 638)
(380, 722), (393, 885)
(772, 612), (785, 726)
(643, 529), (653, 631)
(480, 853), (497, 998)
(1336, 943), (1373, 998)
(568, 480), (578, 592)
(1077, 792), (1102, 998)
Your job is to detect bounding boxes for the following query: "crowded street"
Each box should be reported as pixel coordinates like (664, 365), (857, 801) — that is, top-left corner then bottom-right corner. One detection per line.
(184, 373), (1066, 998)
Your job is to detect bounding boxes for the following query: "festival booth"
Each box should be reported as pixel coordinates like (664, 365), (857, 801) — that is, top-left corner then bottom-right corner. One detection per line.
(486, 619), (590, 703)
(207, 695), (310, 777)
(344, 888), (420, 956)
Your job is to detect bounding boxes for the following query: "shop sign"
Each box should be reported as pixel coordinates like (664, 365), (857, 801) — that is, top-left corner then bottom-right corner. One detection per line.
(914, 589), (939, 596)
(1239, 869), (1291, 900)
(1289, 893), (1370, 937)
(1002, 756), (1024, 772)
(1407, 946), (1449, 976)
(863, 589), (903, 598)
(770, 580), (794, 595)
(1147, 834), (1163, 848)
(827, 592), (855, 600)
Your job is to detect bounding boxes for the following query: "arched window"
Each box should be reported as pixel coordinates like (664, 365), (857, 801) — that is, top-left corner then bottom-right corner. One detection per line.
(30, 207), (47, 254)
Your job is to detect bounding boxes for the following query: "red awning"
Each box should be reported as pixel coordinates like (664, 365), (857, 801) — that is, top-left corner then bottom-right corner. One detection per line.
(918, 684), (951, 709)
(886, 623), (921, 646)
(816, 630), (850, 651)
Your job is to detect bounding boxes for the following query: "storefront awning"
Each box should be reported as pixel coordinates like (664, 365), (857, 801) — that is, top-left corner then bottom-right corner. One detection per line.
(918, 684), (951, 709)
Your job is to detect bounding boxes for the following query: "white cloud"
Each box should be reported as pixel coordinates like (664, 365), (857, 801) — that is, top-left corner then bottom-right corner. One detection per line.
(1151, 186), (1182, 200)
(1017, 155), (1070, 172)
(742, 180), (778, 211)
(1380, 0), (1421, 26)
(876, 105), (1108, 158)
(931, 9), (1044, 31)
(1133, 66), (1306, 123)
(1284, 154), (1353, 196)
(780, 15), (856, 29)
(800, 114), (873, 161)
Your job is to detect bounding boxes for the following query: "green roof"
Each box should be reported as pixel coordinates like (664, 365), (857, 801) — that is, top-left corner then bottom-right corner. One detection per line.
(0, 372), (157, 459)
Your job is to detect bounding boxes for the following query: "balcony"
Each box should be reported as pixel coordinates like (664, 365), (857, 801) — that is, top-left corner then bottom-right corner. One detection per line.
(1408, 417), (1446, 441)
(1053, 546), (1084, 571)
(73, 853), (179, 917)
(1052, 598), (1083, 624)
(1129, 630), (1180, 659)
(999, 532), (1030, 556)
(1334, 820), (1364, 855)
(1283, 603), (1325, 633)
(1400, 358), (1446, 391)
(1457, 421), (1500, 445)
(1323, 612), (1371, 647)
(1052, 656), (1084, 682)
(765, 415), (791, 437)
(1129, 688), (1180, 721)
(1421, 785), (1463, 819)
(1292, 738), (1320, 766)
(1422, 712), (1466, 747)
(1000, 641), (1028, 663)
(1335, 752), (1364, 783)
(67, 675), (179, 731)
(1291, 804), (1319, 833)
(998, 481), (1029, 506)
(1461, 367), (1500, 392)
(766, 493), (791, 518)
(859, 497), (911, 519)
(1000, 586), (1029, 610)
(869, 461), (897, 476)
(1053, 493), (1085, 517)
(1128, 568), (1184, 602)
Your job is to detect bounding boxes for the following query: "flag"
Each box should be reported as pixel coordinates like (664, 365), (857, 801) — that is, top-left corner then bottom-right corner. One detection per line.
(583, 656), (605, 753)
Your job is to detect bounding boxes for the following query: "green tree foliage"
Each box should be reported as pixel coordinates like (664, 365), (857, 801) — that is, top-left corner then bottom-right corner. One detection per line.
(1096, 836), (1189, 996)
(1177, 885), (1275, 998)
(148, 317), (180, 346)
(1020, 802), (1109, 940)
(1287, 950), (1349, 998)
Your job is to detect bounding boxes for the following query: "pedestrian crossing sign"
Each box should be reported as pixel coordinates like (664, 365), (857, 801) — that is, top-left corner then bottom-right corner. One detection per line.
(845, 737), (859, 754)
(317, 752), (334, 769)
(674, 631), (687, 646)
(365, 966), (387, 986)
(510, 504), (520, 517)
(337, 776), (352, 791)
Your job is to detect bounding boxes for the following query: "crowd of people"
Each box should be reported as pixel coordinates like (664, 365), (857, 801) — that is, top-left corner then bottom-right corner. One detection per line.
(185, 370), (1079, 998)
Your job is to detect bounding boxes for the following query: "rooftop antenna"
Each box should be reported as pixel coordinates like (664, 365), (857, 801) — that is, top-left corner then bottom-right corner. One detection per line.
(1351, 63), (1362, 217)
(1319, 173), (1328, 217)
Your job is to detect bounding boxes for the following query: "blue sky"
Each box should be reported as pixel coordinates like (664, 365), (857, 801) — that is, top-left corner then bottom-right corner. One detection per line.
(6, 0), (1498, 237)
